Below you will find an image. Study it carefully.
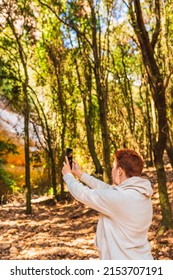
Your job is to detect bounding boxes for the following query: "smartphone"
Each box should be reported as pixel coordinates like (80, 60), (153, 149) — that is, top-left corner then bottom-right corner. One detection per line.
(65, 148), (73, 169)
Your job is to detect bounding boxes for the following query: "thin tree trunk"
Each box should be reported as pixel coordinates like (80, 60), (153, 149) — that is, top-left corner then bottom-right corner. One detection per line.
(83, 97), (103, 175)
(7, 16), (32, 214)
(50, 150), (57, 197)
(24, 92), (31, 214)
(73, 42), (103, 175)
(90, 0), (111, 182)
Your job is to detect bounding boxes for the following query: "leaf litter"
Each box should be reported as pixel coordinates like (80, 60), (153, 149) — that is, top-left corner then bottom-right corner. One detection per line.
(0, 165), (172, 260)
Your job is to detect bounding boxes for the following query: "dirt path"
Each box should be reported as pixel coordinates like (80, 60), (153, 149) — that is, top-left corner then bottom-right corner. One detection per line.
(0, 197), (98, 260)
(0, 166), (173, 260)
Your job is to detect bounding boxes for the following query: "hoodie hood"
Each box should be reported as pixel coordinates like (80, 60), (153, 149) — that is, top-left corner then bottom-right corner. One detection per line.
(117, 176), (153, 198)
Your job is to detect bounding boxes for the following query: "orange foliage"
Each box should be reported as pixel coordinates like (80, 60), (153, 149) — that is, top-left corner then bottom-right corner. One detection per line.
(0, 128), (24, 166)
(5, 148), (25, 166)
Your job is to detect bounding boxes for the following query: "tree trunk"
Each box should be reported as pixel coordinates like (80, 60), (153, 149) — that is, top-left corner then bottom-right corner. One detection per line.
(83, 98), (103, 175)
(145, 88), (154, 165)
(153, 89), (173, 230)
(90, 0), (111, 182)
(129, 0), (173, 229)
(73, 45), (103, 175)
(24, 93), (32, 214)
(7, 16), (32, 214)
(50, 151), (57, 197)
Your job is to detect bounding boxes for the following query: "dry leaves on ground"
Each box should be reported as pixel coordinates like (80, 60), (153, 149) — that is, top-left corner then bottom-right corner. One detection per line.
(0, 165), (173, 260)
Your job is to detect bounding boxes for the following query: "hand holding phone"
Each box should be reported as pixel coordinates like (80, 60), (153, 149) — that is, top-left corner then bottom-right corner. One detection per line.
(65, 148), (73, 169)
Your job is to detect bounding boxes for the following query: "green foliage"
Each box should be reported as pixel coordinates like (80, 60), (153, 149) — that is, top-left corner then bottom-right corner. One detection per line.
(47, 187), (54, 196)
(0, 165), (13, 188)
(0, 164), (18, 202)
(0, 0), (173, 197)
(0, 140), (18, 160)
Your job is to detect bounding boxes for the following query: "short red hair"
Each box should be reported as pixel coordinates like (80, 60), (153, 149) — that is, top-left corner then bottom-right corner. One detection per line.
(114, 149), (143, 177)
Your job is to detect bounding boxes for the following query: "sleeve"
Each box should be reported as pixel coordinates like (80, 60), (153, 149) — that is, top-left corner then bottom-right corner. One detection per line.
(63, 173), (120, 216)
(80, 172), (112, 189)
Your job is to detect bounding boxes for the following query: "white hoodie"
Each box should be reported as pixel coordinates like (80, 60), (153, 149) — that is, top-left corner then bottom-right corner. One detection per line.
(63, 172), (153, 260)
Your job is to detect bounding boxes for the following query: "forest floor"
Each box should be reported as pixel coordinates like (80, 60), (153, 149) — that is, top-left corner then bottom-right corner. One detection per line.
(0, 164), (173, 260)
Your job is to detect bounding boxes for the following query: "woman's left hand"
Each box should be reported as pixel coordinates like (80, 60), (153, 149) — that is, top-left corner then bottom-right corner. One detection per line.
(62, 156), (72, 175)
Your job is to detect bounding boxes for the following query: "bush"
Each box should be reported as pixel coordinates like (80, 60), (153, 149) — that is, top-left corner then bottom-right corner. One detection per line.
(0, 164), (15, 203)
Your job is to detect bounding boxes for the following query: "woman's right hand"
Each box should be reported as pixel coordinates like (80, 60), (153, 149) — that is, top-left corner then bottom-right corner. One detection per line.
(72, 161), (83, 178)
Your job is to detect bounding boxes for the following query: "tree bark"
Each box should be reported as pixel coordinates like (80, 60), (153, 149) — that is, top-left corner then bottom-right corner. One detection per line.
(23, 88), (32, 214)
(90, 0), (111, 182)
(73, 43), (103, 175)
(129, 0), (173, 229)
(7, 15), (32, 214)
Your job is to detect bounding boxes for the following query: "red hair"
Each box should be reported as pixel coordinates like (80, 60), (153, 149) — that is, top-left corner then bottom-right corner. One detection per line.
(114, 149), (143, 177)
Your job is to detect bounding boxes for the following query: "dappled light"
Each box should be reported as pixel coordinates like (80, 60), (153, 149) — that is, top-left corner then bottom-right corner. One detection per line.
(0, 0), (173, 262)
(0, 164), (173, 260)
(0, 196), (98, 260)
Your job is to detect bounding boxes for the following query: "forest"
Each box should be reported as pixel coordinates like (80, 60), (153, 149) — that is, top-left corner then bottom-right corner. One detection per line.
(0, 0), (173, 260)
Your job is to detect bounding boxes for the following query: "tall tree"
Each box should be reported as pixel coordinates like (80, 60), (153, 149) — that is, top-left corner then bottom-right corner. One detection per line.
(38, 0), (112, 182)
(73, 43), (103, 175)
(0, 0), (36, 213)
(88, 0), (111, 182)
(128, 0), (173, 231)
